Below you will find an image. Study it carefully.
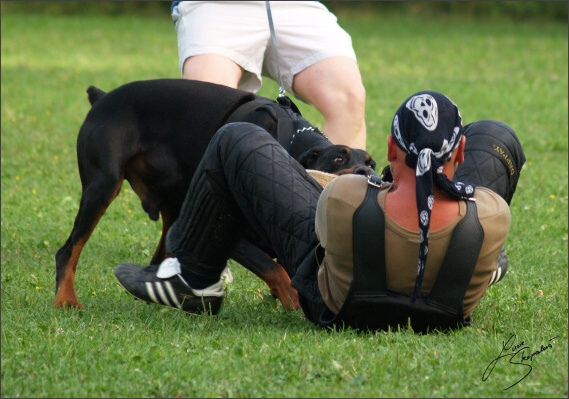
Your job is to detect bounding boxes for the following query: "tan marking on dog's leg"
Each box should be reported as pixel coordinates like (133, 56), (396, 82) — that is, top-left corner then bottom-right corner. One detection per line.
(264, 263), (300, 311)
(53, 245), (84, 309)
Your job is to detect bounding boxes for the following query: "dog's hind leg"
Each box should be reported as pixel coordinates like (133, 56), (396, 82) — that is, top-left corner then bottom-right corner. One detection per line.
(54, 177), (122, 308)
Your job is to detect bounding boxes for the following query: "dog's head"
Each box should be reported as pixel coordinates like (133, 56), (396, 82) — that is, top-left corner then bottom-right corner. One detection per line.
(297, 145), (377, 176)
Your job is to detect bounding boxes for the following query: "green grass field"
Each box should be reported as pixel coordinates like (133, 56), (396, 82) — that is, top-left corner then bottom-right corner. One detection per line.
(1, 6), (567, 398)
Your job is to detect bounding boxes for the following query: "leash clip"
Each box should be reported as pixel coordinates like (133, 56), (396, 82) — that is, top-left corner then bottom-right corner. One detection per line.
(367, 174), (384, 188)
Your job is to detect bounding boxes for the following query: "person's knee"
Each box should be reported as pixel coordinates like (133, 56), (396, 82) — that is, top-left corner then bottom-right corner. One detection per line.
(339, 81), (366, 114)
(464, 120), (516, 138)
(463, 120), (525, 170)
(214, 122), (268, 145)
(293, 58), (366, 114)
(211, 122), (276, 162)
(332, 77), (365, 104)
(313, 82), (366, 121)
(458, 119), (525, 205)
(214, 122), (247, 142)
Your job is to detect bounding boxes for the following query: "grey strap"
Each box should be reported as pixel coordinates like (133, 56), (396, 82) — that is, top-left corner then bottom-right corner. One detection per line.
(351, 182), (387, 294)
(428, 200), (484, 312)
(265, 1), (286, 97)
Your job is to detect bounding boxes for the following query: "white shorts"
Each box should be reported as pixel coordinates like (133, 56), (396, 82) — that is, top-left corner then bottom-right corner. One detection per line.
(171, 1), (357, 95)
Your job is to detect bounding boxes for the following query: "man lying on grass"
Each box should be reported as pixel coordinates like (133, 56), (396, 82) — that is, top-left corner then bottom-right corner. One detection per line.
(115, 90), (525, 333)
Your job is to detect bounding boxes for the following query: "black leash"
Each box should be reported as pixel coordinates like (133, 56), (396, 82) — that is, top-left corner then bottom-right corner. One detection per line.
(265, 1), (286, 98)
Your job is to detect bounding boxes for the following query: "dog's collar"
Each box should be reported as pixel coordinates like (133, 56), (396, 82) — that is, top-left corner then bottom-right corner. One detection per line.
(290, 126), (327, 146)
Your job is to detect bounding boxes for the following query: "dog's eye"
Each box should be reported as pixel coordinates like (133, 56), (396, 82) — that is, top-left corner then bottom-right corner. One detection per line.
(333, 156), (345, 164)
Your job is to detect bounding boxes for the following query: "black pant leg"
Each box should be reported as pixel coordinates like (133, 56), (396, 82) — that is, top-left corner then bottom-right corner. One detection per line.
(454, 120), (526, 205)
(167, 122), (323, 295)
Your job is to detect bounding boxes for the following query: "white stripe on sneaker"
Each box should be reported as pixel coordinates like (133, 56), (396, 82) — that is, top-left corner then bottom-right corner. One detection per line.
(164, 281), (182, 308)
(495, 267), (502, 283)
(142, 273), (222, 308)
(154, 282), (173, 307)
(488, 267), (502, 286)
(144, 280), (184, 308)
(146, 282), (159, 303)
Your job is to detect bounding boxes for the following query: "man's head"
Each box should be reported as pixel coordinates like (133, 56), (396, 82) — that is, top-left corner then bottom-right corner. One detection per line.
(387, 90), (476, 301)
(391, 91), (463, 172)
(388, 91), (474, 196)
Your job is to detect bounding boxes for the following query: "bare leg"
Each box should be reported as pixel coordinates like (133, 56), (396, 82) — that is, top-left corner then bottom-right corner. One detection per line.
(182, 54), (244, 88)
(293, 56), (367, 150)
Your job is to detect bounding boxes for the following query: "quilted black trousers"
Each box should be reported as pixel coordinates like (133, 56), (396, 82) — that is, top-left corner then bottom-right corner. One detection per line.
(165, 122), (324, 314)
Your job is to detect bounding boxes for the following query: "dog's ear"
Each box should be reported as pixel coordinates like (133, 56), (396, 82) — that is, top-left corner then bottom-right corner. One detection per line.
(86, 86), (107, 107)
(297, 146), (324, 168)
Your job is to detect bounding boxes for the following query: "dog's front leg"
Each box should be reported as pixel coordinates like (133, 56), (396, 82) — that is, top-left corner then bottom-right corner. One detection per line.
(231, 239), (300, 311)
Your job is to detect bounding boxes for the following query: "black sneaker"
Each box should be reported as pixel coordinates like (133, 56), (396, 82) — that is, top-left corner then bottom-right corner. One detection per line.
(114, 258), (224, 315)
(488, 247), (508, 286)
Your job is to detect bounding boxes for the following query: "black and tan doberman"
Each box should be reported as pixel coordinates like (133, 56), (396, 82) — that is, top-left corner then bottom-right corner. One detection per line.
(54, 79), (376, 311)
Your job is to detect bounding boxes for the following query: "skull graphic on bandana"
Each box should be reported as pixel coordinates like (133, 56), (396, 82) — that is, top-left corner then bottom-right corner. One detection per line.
(406, 94), (438, 131)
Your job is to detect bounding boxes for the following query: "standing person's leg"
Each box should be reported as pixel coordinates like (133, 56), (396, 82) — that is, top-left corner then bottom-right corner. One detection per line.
(182, 55), (244, 88)
(293, 57), (367, 150)
(172, 1), (268, 91)
(115, 123), (323, 314)
(264, 1), (367, 149)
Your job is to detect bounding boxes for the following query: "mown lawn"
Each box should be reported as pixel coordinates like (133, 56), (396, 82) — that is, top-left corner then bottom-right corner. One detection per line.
(1, 6), (567, 398)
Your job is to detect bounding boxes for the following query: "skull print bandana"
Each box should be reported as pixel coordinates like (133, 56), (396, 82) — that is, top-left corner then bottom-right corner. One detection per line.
(391, 91), (475, 302)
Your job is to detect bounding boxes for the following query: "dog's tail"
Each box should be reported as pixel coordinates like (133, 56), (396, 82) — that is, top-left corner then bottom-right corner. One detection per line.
(86, 86), (107, 106)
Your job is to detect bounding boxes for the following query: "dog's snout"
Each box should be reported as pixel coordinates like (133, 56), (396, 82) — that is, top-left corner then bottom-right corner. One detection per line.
(354, 166), (374, 176)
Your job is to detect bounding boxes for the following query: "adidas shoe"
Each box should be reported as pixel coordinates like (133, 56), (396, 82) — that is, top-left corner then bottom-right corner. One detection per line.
(114, 257), (224, 315)
(488, 247), (508, 286)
